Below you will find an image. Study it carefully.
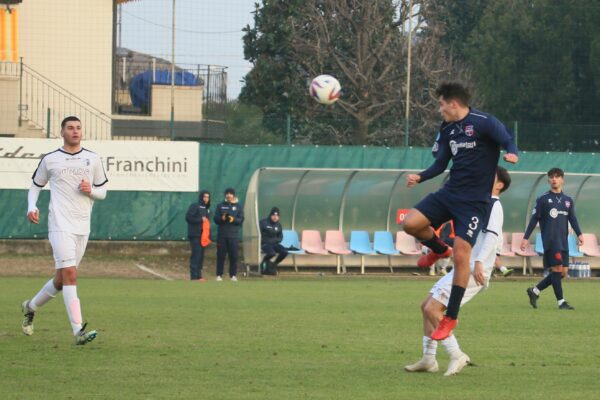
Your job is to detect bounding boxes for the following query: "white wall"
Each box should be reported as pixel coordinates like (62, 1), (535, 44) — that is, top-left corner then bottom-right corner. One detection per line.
(19, 0), (113, 115)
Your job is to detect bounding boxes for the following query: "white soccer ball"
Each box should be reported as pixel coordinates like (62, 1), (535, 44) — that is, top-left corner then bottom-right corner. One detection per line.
(309, 74), (341, 105)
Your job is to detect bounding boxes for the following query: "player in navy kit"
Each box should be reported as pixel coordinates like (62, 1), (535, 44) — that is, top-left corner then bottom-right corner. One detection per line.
(522, 168), (583, 310)
(403, 82), (518, 340)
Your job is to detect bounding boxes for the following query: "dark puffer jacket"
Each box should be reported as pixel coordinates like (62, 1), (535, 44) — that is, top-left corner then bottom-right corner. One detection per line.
(185, 190), (211, 237)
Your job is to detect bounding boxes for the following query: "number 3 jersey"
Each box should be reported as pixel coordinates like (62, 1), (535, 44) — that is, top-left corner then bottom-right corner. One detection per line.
(32, 148), (108, 235)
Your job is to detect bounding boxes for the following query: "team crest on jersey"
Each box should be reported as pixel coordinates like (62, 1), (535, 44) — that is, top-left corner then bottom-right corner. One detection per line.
(565, 201), (571, 208)
(548, 199), (552, 203)
(232, 206), (237, 211)
(85, 159), (90, 166)
(464, 125), (474, 136)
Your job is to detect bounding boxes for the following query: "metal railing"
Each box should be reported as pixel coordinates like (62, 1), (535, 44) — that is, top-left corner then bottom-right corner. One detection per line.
(114, 55), (227, 122)
(18, 60), (112, 139)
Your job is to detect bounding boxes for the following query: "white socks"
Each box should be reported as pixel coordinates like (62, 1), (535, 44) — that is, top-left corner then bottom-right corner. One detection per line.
(499, 266), (509, 273)
(62, 285), (83, 336)
(423, 336), (438, 358)
(442, 334), (462, 358)
(533, 287), (541, 296)
(30, 279), (59, 311)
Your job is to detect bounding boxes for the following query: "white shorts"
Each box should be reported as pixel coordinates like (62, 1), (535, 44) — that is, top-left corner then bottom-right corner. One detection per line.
(429, 271), (489, 307)
(48, 231), (89, 269)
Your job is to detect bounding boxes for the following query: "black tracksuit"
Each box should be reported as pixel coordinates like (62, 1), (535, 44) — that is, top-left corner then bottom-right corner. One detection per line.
(260, 217), (288, 265)
(213, 198), (244, 277)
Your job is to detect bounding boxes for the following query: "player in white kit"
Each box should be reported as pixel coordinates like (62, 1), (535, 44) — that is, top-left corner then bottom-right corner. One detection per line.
(22, 116), (108, 345)
(405, 166), (511, 376)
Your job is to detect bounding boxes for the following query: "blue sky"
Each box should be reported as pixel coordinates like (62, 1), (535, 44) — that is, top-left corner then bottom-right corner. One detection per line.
(120, 0), (258, 99)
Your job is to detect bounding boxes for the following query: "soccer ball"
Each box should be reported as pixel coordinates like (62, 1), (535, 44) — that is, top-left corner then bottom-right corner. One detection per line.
(309, 75), (341, 105)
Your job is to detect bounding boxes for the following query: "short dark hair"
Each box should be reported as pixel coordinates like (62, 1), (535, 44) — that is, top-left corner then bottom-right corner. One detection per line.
(435, 82), (471, 106)
(547, 167), (564, 178)
(61, 116), (81, 129)
(496, 166), (511, 193)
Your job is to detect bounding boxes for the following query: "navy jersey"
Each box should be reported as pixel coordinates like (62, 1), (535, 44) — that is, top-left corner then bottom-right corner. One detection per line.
(523, 191), (582, 251)
(419, 108), (518, 202)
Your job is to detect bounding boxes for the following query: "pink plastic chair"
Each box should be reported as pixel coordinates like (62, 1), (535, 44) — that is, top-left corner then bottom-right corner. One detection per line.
(580, 233), (600, 257)
(301, 230), (329, 255)
(325, 230), (352, 274)
(512, 232), (537, 275)
(499, 232), (515, 257)
(395, 231), (422, 256)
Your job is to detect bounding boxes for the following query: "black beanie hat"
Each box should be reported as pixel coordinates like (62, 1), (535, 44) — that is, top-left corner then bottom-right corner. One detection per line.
(270, 207), (280, 216)
(224, 187), (236, 196)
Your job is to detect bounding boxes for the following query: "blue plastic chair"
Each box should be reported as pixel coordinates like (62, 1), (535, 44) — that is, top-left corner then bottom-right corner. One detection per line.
(350, 231), (376, 274)
(281, 230), (305, 254)
(350, 231), (376, 255)
(568, 234), (584, 257)
(534, 233), (544, 255)
(373, 231), (400, 255)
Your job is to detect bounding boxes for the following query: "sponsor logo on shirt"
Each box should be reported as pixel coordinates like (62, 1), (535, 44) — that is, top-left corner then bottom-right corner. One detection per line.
(449, 140), (477, 156)
(549, 208), (568, 218)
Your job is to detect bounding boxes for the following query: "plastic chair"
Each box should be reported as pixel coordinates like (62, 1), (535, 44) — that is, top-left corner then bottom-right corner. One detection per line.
(281, 230), (305, 254)
(580, 233), (600, 257)
(325, 230), (352, 274)
(395, 231), (422, 256)
(499, 232), (515, 257)
(568, 234), (584, 257)
(350, 231), (376, 274)
(374, 231), (400, 256)
(301, 230), (329, 255)
(511, 232), (537, 275)
(534, 233), (544, 255)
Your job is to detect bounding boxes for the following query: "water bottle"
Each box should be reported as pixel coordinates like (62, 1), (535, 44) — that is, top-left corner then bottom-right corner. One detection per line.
(585, 262), (591, 278)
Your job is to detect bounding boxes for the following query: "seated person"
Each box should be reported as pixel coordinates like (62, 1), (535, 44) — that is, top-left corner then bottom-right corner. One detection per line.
(260, 207), (288, 275)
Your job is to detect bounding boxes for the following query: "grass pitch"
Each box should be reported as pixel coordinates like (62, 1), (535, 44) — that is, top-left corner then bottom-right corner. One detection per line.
(1, 276), (599, 399)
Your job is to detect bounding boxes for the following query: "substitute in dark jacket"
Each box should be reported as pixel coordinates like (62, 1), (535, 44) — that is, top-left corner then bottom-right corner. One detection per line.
(185, 190), (211, 280)
(260, 207), (288, 274)
(213, 188), (244, 281)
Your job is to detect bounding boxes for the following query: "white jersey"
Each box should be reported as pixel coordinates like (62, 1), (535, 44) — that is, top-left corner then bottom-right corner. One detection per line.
(32, 148), (107, 235)
(470, 196), (504, 284)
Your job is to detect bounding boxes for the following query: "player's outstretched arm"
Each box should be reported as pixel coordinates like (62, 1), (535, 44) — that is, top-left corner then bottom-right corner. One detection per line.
(406, 174), (421, 188)
(503, 153), (519, 164)
(27, 183), (42, 224)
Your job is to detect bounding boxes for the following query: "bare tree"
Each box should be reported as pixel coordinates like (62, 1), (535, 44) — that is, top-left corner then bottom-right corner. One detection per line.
(291, 0), (418, 144)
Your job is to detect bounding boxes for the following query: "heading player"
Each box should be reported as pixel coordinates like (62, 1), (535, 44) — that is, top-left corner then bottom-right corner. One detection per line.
(405, 166), (511, 376)
(403, 82), (518, 340)
(22, 116), (108, 345)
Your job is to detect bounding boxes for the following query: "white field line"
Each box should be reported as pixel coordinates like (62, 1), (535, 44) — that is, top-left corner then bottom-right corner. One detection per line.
(135, 263), (174, 281)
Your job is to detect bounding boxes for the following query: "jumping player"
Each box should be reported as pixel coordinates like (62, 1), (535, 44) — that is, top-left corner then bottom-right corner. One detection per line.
(522, 168), (583, 310)
(22, 116), (107, 345)
(405, 166), (511, 376)
(403, 82), (518, 340)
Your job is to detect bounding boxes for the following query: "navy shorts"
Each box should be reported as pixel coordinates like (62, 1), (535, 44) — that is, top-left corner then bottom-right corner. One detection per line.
(543, 250), (569, 269)
(414, 190), (487, 247)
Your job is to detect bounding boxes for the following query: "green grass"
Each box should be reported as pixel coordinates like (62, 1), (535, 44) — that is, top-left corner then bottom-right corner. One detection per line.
(1, 277), (599, 399)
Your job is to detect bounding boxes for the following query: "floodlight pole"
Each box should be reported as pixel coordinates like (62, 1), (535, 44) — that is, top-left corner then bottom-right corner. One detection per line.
(170, 0), (176, 140)
(404, 0), (413, 147)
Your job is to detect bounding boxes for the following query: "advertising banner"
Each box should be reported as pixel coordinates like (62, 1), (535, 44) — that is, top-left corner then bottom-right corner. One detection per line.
(0, 138), (199, 192)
